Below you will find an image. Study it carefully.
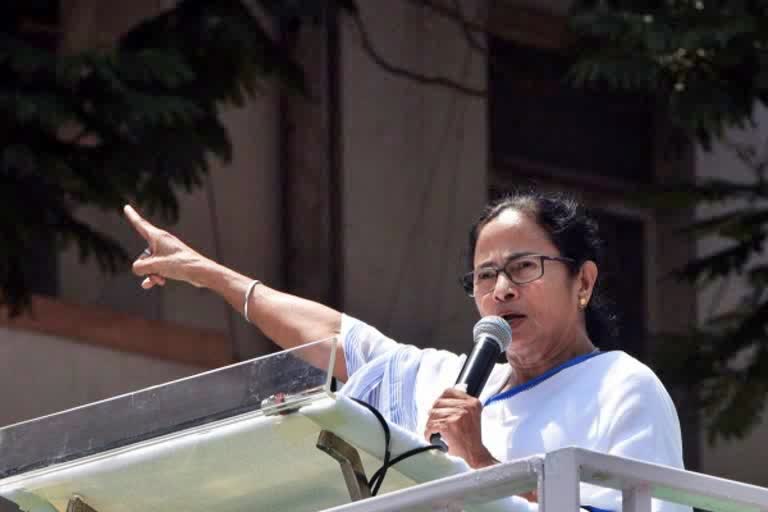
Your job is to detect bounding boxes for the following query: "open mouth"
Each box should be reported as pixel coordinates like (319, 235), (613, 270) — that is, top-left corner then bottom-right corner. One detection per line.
(501, 313), (526, 325)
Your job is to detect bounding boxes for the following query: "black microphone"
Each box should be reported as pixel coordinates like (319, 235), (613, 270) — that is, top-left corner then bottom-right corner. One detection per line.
(456, 316), (513, 396)
(430, 316), (512, 448)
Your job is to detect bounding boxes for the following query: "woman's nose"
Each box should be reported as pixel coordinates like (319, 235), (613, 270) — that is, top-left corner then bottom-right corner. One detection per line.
(492, 273), (518, 302)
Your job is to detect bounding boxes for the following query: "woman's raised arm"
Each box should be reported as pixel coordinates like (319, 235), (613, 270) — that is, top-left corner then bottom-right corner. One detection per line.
(123, 205), (347, 380)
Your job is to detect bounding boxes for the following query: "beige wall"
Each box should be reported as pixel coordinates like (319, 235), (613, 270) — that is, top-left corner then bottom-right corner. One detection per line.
(0, 327), (200, 428)
(340, 0), (488, 354)
(695, 104), (768, 485)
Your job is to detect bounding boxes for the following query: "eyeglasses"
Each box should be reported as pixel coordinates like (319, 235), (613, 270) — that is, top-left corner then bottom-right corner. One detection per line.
(461, 254), (574, 297)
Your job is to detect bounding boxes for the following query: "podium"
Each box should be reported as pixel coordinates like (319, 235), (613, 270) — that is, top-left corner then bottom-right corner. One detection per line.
(0, 339), (521, 512)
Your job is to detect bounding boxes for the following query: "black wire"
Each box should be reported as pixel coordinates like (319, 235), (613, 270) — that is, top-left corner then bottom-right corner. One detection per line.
(349, 397), (448, 496)
(349, 398), (391, 495)
(368, 444), (447, 493)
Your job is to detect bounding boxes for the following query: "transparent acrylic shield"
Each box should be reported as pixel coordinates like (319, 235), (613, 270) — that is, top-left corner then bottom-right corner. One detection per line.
(0, 338), (341, 512)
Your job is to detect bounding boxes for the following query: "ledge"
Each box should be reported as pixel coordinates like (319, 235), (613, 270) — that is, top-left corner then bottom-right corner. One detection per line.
(0, 295), (234, 369)
(489, 5), (573, 50)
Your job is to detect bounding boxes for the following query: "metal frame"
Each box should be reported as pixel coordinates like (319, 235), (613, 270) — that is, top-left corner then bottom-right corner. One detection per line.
(66, 496), (98, 512)
(315, 447), (768, 512)
(316, 430), (371, 501)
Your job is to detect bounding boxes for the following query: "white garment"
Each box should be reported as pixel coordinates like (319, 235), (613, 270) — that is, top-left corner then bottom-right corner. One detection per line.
(341, 314), (690, 512)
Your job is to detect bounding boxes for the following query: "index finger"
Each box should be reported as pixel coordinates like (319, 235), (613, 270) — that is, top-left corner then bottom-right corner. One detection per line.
(123, 204), (156, 242)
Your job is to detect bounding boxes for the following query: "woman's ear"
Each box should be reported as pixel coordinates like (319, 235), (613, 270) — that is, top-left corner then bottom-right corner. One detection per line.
(578, 261), (598, 303)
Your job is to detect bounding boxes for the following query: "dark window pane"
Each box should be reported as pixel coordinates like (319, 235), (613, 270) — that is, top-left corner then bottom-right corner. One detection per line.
(489, 39), (655, 184)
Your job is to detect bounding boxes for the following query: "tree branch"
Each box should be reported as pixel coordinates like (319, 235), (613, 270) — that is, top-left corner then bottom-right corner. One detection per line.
(348, 11), (486, 97)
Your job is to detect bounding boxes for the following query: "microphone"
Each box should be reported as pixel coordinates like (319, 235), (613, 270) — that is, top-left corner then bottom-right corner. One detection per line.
(430, 316), (512, 447)
(456, 316), (513, 396)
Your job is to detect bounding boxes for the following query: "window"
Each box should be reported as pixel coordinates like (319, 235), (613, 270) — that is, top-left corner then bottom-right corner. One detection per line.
(489, 37), (655, 185)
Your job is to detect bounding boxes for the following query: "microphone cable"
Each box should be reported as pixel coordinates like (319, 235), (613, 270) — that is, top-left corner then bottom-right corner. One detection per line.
(349, 398), (448, 496)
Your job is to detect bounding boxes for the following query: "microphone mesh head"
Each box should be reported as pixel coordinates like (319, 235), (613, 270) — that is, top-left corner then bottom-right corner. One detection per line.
(473, 316), (512, 352)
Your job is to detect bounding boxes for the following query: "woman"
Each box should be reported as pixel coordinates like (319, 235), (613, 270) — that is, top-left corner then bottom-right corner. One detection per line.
(125, 190), (686, 511)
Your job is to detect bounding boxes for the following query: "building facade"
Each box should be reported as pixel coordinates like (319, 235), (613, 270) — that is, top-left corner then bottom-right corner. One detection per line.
(1, 0), (766, 487)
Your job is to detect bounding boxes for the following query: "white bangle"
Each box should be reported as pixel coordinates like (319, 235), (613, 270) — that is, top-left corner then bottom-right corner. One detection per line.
(243, 279), (261, 323)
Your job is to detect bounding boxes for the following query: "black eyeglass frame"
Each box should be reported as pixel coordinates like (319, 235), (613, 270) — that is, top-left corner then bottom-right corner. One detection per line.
(460, 254), (575, 297)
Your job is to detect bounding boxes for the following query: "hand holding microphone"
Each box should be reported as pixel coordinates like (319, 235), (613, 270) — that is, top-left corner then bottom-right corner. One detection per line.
(425, 316), (512, 467)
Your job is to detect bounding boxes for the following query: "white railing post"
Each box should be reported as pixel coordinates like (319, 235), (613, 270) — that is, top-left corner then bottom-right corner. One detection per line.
(542, 448), (581, 512)
(623, 484), (652, 512)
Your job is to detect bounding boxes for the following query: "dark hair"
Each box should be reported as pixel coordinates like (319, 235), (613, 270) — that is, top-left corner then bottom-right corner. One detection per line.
(466, 189), (619, 345)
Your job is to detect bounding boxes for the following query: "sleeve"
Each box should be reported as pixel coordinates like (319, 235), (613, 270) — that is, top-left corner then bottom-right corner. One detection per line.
(582, 371), (690, 512)
(603, 372), (684, 468)
(341, 314), (400, 379)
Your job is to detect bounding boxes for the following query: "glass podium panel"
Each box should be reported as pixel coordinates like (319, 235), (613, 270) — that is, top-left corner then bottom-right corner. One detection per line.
(0, 338), (342, 511)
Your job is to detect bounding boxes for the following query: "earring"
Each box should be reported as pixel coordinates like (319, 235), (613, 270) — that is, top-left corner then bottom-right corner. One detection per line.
(578, 296), (588, 309)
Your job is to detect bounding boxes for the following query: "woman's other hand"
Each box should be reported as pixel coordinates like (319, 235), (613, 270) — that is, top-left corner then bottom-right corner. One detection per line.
(424, 387), (497, 469)
(123, 204), (207, 289)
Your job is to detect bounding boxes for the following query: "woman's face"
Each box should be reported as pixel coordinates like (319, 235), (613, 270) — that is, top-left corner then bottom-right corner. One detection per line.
(472, 208), (593, 360)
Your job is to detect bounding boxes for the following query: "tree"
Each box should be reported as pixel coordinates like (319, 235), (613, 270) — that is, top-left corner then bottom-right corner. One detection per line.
(568, 0), (768, 443)
(569, 0), (768, 149)
(0, 0), (352, 314)
(605, 137), (768, 444)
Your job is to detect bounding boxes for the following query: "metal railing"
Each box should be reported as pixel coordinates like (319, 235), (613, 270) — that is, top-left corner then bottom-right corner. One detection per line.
(319, 447), (768, 512)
